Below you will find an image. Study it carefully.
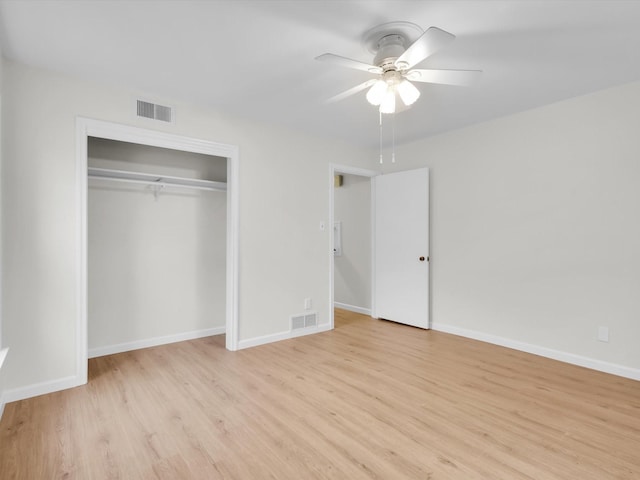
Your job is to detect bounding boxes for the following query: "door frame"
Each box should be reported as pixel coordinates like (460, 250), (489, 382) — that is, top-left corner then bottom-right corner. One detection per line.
(328, 164), (379, 329)
(76, 117), (240, 384)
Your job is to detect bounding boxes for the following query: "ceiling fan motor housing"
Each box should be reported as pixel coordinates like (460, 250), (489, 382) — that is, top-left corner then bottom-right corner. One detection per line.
(374, 34), (406, 71)
(382, 70), (403, 86)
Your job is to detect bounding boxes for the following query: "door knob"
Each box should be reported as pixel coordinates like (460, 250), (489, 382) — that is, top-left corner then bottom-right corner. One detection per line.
(419, 256), (425, 262)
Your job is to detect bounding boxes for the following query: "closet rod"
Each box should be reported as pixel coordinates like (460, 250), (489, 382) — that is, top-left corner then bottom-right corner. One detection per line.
(88, 175), (225, 192)
(88, 167), (227, 192)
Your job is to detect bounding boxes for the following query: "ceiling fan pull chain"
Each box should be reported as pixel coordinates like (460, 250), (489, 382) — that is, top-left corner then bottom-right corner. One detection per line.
(379, 110), (384, 164)
(392, 112), (396, 163)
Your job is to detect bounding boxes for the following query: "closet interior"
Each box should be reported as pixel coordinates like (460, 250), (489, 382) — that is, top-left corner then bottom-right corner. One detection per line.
(87, 137), (227, 357)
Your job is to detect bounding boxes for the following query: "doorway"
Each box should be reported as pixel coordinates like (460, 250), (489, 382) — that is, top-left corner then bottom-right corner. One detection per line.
(87, 137), (227, 357)
(328, 164), (379, 329)
(76, 118), (239, 385)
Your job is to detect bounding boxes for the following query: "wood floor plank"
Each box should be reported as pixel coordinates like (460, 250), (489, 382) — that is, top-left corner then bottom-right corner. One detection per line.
(1, 309), (639, 479)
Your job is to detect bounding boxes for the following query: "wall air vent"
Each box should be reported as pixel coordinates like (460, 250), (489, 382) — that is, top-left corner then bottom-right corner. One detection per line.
(291, 312), (318, 331)
(304, 313), (317, 328)
(136, 100), (174, 123)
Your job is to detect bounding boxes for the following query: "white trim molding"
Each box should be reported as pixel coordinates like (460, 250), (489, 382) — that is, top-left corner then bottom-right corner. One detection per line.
(76, 117), (240, 389)
(334, 302), (372, 316)
(0, 348), (9, 419)
(0, 347), (8, 370)
(88, 327), (225, 358)
(432, 322), (640, 382)
(3, 375), (83, 404)
(238, 323), (332, 350)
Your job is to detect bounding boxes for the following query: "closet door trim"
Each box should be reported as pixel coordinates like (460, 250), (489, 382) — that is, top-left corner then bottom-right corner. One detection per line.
(76, 117), (240, 385)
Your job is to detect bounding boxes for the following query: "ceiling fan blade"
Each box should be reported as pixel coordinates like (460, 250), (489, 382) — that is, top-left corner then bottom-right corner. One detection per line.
(395, 27), (455, 70)
(325, 79), (378, 103)
(316, 53), (382, 74)
(405, 69), (482, 86)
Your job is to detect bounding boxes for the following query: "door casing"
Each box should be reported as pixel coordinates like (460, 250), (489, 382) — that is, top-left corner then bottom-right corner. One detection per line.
(76, 117), (240, 385)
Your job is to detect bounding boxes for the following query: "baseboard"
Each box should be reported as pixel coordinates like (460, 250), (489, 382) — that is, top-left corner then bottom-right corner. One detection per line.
(431, 322), (640, 382)
(334, 302), (371, 316)
(238, 323), (332, 350)
(88, 326), (226, 358)
(3, 375), (85, 404)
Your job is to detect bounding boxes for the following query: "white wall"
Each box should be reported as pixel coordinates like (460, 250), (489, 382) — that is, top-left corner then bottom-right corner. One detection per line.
(334, 174), (371, 311)
(382, 81), (640, 375)
(88, 139), (226, 354)
(0, 51), (3, 350)
(0, 52), (6, 414)
(0, 60), (374, 397)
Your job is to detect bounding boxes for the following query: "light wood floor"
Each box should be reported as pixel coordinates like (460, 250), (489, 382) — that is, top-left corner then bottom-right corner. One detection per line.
(1, 309), (639, 479)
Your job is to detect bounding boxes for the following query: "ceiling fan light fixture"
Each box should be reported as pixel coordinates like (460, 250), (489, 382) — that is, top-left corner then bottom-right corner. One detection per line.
(379, 88), (396, 114)
(397, 79), (421, 106)
(366, 80), (388, 106)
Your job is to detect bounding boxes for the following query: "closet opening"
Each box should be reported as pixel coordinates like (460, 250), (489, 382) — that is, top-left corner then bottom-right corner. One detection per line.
(87, 138), (227, 358)
(76, 118), (239, 385)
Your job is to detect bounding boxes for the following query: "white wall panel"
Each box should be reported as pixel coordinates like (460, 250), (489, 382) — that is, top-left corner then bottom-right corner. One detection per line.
(381, 81), (640, 372)
(0, 60), (374, 393)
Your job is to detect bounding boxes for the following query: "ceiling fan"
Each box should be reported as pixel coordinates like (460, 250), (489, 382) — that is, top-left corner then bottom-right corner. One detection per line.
(316, 22), (481, 114)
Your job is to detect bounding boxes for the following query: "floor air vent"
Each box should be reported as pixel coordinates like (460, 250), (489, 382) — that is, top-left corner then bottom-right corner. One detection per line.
(291, 312), (317, 331)
(136, 100), (174, 123)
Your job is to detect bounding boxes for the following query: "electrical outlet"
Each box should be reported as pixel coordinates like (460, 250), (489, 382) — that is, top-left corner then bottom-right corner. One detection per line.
(304, 298), (312, 310)
(597, 326), (609, 342)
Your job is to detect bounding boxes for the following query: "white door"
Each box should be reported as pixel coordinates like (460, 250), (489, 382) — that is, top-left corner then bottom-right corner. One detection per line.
(374, 168), (429, 328)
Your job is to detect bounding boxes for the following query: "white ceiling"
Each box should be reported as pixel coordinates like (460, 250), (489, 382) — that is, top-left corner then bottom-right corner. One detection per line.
(1, 0), (639, 148)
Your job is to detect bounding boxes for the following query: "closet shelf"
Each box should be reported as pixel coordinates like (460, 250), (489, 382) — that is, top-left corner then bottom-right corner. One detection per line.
(88, 167), (227, 192)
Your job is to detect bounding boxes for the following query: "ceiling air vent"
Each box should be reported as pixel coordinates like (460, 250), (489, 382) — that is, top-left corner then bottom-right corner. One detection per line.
(136, 100), (174, 123)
